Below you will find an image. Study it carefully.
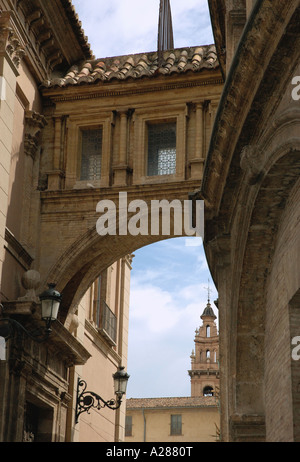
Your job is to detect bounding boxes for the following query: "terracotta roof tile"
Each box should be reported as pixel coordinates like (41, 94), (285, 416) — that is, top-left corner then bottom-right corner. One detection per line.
(126, 396), (218, 410)
(42, 45), (218, 88)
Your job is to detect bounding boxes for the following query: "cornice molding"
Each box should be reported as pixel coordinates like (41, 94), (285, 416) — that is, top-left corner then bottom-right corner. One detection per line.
(42, 76), (223, 104)
(5, 227), (34, 270)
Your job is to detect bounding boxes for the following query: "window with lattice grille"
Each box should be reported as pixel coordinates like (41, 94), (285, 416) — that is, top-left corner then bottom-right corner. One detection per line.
(147, 122), (176, 176)
(80, 128), (102, 181)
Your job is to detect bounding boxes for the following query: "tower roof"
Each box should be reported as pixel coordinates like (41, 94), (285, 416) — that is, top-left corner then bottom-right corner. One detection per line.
(201, 301), (216, 319)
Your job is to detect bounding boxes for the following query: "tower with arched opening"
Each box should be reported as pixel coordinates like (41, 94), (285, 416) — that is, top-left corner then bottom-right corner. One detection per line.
(189, 299), (219, 397)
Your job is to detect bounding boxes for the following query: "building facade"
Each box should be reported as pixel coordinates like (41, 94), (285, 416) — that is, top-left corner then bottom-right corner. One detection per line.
(3, 0), (299, 444)
(125, 301), (220, 443)
(196, 0), (300, 441)
(66, 256), (133, 442)
(0, 0), (223, 442)
(125, 396), (219, 443)
(0, 1), (131, 442)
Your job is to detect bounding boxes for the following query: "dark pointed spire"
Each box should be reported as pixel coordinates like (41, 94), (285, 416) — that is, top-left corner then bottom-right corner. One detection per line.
(157, 0), (174, 65)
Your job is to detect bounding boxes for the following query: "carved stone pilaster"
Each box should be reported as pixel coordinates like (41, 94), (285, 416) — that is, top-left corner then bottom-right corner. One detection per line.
(24, 110), (47, 160)
(20, 111), (47, 250)
(113, 109), (134, 186)
(240, 144), (264, 184)
(0, 11), (25, 73)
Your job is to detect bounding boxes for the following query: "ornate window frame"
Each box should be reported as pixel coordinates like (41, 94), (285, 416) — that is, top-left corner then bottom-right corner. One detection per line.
(132, 104), (187, 185)
(65, 114), (112, 189)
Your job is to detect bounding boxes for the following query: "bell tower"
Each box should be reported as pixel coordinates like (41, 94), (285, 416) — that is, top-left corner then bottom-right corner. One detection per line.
(188, 297), (219, 397)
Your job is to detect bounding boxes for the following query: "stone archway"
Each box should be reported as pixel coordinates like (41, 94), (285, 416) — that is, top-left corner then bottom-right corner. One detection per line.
(232, 143), (300, 437)
(52, 232), (167, 325)
(211, 106), (300, 441)
(41, 188), (203, 325)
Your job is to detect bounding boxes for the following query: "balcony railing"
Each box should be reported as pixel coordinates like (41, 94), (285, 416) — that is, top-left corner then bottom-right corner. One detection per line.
(98, 300), (117, 345)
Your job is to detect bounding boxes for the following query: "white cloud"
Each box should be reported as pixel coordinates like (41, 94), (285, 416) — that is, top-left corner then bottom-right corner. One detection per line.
(71, 0), (213, 58)
(130, 283), (180, 334)
(126, 245), (219, 398)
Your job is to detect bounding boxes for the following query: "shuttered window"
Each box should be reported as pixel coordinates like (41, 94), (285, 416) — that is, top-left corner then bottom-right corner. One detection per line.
(170, 414), (182, 435)
(125, 415), (133, 436)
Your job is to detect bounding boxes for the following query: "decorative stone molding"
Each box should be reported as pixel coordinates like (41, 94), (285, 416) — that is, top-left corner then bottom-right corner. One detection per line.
(2, 300), (38, 317)
(4, 227), (33, 270)
(6, 30), (25, 68)
(68, 311), (79, 335)
(229, 414), (265, 442)
(206, 233), (231, 274)
(17, 270), (41, 304)
(240, 144), (264, 184)
(1, 270), (40, 313)
(24, 110), (47, 159)
(0, 11), (25, 72)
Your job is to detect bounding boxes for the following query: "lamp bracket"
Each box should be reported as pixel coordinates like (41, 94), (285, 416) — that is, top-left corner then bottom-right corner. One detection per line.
(75, 378), (122, 424)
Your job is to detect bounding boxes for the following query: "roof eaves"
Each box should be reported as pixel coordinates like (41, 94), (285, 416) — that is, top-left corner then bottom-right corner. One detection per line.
(60, 0), (94, 59)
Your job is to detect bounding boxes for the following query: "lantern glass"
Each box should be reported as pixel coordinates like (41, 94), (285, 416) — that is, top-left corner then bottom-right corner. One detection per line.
(113, 367), (129, 397)
(41, 299), (60, 323)
(39, 283), (61, 329)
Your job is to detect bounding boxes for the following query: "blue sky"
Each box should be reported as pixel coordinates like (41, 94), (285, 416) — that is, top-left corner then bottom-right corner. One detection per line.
(127, 238), (218, 398)
(71, 0), (218, 398)
(72, 0), (214, 59)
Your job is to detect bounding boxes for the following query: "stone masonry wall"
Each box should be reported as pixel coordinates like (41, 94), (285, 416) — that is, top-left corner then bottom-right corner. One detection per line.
(265, 177), (300, 441)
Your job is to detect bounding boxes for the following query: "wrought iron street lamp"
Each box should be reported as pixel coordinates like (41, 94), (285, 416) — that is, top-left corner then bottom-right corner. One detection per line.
(75, 366), (130, 424)
(0, 283), (62, 343)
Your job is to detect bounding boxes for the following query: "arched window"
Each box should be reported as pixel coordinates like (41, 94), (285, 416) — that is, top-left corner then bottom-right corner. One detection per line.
(206, 349), (210, 359)
(203, 386), (214, 396)
(206, 325), (210, 337)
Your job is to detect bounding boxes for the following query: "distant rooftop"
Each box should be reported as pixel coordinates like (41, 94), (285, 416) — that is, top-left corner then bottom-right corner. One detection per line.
(126, 395), (218, 410)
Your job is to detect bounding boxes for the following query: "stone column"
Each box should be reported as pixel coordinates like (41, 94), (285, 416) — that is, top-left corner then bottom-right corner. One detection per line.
(20, 110), (47, 250)
(64, 119), (77, 189)
(47, 116), (65, 190)
(190, 102), (205, 179)
(0, 11), (25, 284)
(113, 109), (132, 186)
(205, 233), (231, 442)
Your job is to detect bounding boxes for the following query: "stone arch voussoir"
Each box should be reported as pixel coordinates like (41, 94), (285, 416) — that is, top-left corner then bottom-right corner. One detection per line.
(45, 198), (202, 324)
(234, 136), (300, 419)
